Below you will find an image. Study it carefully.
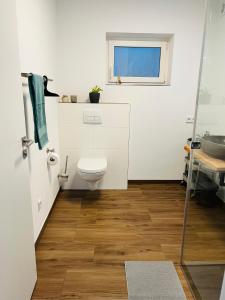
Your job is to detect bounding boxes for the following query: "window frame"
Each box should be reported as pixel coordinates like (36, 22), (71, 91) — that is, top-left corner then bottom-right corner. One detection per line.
(108, 40), (169, 84)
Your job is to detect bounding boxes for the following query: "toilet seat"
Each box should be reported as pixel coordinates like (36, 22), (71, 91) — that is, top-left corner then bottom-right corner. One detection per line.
(77, 158), (107, 174)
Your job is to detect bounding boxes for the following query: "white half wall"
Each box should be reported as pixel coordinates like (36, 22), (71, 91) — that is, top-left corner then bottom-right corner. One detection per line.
(16, 0), (60, 241)
(59, 103), (130, 189)
(56, 0), (205, 180)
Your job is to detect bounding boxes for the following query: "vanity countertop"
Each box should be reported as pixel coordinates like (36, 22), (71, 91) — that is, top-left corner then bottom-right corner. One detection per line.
(184, 144), (225, 172)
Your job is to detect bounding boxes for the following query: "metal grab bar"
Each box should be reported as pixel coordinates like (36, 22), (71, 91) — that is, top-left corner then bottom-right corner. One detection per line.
(21, 72), (53, 82)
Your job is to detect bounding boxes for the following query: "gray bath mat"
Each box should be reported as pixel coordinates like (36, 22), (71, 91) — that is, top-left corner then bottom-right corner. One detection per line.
(125, 261), (187, 300)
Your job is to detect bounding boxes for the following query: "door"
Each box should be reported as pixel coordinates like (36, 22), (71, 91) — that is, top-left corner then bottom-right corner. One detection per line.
(0, 1), (37, 300)
(181, 0), (225, 299)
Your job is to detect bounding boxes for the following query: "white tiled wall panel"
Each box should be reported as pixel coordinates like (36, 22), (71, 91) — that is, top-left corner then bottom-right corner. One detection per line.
(58, 103), (130, 189)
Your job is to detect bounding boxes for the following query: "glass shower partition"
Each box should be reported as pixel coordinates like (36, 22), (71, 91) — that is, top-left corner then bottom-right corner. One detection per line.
(181, 0), (225, 299)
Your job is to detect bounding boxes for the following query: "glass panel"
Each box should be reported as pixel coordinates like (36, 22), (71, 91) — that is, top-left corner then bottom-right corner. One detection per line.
(114, 46), (161, 77)
(182, 1), (225, 299)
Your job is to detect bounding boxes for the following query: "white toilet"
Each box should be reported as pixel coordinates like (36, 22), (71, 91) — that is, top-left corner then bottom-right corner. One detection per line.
(77, 158), (107, 191)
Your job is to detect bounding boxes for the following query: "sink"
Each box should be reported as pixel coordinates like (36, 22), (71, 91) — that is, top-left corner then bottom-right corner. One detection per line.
(201, 135), (225, 160)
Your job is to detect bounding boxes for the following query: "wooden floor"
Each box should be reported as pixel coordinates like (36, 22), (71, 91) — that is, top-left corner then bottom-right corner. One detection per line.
(32, 182), (194, 300)
(182, 196), (225, 263)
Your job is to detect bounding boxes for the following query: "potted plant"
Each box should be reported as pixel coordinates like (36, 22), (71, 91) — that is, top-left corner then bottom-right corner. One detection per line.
(89, 85), (103, 103)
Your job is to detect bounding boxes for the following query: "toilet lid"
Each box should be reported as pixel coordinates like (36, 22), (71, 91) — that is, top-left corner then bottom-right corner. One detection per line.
(77, 158), (107, 173)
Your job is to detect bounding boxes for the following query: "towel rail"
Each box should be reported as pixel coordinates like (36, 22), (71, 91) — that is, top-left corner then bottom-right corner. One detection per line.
(21, 72), (53, 82)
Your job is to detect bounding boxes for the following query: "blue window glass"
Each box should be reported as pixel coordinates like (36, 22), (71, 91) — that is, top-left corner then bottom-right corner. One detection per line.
(114, 46), (161, 77)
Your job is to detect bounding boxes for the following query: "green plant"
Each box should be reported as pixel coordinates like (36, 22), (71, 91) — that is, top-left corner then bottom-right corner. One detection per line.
(90, 85), (103, 93)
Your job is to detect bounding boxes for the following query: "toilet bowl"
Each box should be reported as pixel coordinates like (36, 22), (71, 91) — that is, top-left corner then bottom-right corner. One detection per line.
(77, 158), (107, 190)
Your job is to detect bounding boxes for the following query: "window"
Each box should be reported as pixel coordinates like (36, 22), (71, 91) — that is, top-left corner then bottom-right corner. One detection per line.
(108, 40), (170, 85)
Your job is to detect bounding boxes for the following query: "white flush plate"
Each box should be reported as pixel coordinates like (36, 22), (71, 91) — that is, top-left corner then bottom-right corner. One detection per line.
(83, 109), (103, 124)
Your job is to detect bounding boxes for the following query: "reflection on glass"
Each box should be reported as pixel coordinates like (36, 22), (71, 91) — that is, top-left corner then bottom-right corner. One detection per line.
(181, 1), (225, 299)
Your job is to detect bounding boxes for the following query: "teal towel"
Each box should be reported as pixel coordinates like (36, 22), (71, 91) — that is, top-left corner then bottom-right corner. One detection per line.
(28, 74), (48, 150)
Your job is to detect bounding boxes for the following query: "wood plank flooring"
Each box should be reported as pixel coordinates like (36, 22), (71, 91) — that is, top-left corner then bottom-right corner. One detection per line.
(182, 196), (225, 263)
(32, 183), (194, 300)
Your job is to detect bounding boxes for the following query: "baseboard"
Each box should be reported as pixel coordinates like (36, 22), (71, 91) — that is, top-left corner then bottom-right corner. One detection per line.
(128, 180), (181, 185)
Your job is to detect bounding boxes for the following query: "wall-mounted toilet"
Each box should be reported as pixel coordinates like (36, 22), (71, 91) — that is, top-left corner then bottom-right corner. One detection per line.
(77, 158), (107, 191)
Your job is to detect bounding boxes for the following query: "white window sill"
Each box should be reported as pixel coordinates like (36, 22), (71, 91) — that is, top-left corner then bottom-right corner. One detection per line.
(106, 82), (171, 86)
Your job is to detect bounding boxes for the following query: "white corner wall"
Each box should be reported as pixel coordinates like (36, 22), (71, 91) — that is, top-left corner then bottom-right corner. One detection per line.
(16, 0), (60, 241)
(56, 0), (205, 180)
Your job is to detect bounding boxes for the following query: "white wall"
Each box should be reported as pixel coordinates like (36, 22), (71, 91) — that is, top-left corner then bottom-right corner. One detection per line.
(16, 0), (60, 241)
(59, 103), (130, 189)
(56, 0), (205, 180)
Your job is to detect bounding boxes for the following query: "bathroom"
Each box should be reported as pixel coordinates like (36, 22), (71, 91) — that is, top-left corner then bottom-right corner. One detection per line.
(1, 0), (225, 299)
